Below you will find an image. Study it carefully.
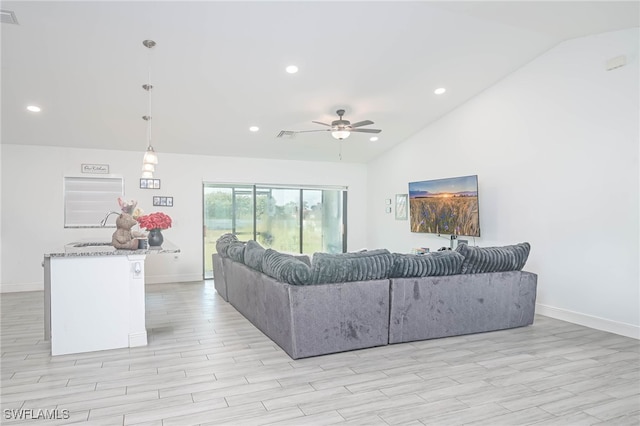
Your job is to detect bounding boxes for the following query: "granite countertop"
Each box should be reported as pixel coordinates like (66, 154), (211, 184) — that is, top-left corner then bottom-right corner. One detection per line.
(46, 239), (180, 258)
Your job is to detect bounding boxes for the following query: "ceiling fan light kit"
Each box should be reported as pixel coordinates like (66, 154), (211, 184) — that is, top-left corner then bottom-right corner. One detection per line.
(331, 130), (351, 140)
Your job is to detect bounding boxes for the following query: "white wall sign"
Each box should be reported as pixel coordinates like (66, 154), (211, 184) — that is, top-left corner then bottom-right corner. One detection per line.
(81, 164), (109, 174)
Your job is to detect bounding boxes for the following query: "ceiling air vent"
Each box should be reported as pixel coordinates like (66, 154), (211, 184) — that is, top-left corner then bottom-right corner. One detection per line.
(277, 130), (295, 138)
(1, 10), (19, 25)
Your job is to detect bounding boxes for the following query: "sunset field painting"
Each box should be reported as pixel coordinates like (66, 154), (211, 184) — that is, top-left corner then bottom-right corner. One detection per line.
(409, 175), (480, 237)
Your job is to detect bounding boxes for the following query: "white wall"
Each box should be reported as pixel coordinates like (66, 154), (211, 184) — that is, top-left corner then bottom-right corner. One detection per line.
(0, 145), (368, 292)
(367, 28), (639, 338)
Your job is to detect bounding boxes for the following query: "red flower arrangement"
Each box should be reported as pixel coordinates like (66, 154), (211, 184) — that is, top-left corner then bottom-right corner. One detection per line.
(137, 212), (172, 230)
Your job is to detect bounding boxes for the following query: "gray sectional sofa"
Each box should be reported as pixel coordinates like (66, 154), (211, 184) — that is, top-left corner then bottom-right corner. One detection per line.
(214, 235), (537, 359)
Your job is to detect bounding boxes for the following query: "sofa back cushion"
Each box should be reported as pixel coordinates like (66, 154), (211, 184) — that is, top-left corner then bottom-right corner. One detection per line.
(391, 251), (464, 278)
(244, 240), (266, 272)
(215, 233), (239, 258)
(293, 254), (311, 266)
(455, 242), (531, 274)
(226, 241), (247, 263)
(310, 249), (394, 284)
(261, 249), (311, 285)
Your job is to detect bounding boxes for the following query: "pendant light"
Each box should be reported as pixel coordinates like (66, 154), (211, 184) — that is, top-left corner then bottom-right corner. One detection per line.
(141, 39), (158, 178)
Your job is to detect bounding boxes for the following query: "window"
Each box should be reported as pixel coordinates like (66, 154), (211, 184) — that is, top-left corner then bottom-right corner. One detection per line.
(203, 183), (346, 279)
(63, 176), (124, 228)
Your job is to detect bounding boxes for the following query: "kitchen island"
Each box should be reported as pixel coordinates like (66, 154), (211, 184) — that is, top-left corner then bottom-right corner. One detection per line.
(44, 241), (179, 356)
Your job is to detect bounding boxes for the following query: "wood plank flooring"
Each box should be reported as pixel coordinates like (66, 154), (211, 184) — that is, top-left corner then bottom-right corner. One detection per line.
(1, 281), (638, 425)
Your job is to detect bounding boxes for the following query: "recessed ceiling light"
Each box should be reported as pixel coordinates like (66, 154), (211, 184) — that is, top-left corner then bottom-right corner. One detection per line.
(249, 126), (259, 132)
(370, 136), (379, 142)
(27, 105), (41, 112)
(285, 65), (298, 74)
(434, 87), (446, 95)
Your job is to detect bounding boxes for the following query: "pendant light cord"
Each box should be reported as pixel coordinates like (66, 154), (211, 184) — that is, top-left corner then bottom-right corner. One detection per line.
(146, 43), (153, 150)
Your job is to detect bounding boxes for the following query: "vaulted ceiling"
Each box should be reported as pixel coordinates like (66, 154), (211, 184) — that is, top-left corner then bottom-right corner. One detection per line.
(2, 1), (638, 163)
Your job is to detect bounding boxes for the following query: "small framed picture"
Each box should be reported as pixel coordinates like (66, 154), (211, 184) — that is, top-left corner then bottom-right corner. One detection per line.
(153, 196), (173, 207)
(385, 206), (392, 214)
(395, 194), (408, 220)
(141, 178), (161, 190)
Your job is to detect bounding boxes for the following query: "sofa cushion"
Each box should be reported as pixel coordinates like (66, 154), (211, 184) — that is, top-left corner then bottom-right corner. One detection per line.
(226, 241), (247, 263)
(261, 249), (311, 285)
(293, 254), (311, 266)
(215, 233), (239, 258)
(391, 251), (464, 278)
(455, 242), (531, 274)
(310, 249), (394, 284)
(243, 240), (266, 272)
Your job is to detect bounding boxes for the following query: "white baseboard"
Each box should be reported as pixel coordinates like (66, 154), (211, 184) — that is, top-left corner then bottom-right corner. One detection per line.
(129, 332), (148, 347)
(536, 303), (639, 340)
(144, 273), (204, 284)
(1, 282), (43, 293)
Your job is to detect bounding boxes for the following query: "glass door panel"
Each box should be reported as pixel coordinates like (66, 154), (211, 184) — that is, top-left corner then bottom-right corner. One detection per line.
(256, 187), (300, 253)
(303, 189), (344, 254)
(203, 184), (253, 279)
(302, 189), (322, 254)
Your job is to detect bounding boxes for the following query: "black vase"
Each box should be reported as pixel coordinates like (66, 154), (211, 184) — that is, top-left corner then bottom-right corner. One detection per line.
(148, 229), (163, 247)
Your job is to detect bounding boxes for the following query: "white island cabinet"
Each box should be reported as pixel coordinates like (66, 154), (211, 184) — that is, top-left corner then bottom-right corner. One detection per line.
(44, 242), (179, 356)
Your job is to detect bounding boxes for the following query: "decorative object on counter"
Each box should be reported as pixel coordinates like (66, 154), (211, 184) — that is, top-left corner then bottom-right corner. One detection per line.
(411, 247), (430, 255)
(147, 229), (163, 247)
(139, 178), (160, 189)
(153, 196), (173, 207)
(137, 212), (172, 247)
(112, 213), (146, 249)
(141, 39), (159, 179)
(118, 198), (138, 215)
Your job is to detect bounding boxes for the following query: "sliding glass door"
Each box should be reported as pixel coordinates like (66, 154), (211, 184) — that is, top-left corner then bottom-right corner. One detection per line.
(203, 184), (346, 279)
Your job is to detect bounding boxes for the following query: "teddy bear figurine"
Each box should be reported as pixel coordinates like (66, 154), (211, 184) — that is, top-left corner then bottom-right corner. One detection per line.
(118, 197), (137, 215)
(112, 213), (145, 250)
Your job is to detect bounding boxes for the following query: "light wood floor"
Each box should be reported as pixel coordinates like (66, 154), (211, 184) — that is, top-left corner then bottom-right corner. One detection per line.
(1, 281), (638, 425)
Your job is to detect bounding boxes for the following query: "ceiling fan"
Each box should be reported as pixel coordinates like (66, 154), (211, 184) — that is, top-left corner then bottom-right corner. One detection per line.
(278, 109), (382, 140)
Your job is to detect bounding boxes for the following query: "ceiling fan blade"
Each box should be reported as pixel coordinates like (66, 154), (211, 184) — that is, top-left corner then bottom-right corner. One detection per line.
(295, 129), (331, 133)
(312, 121), (331, 127)
(351, 128), (381, 134)
(350, 120), (374, 128)
(277, 129), (331, 138)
